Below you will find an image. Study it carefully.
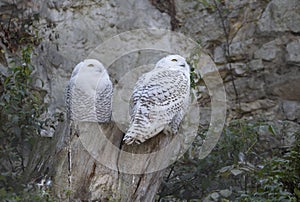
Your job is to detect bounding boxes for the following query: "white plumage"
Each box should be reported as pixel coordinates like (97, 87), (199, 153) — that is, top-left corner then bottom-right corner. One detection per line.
(123, 55), (190, 144)
(66, 59), (113, 122)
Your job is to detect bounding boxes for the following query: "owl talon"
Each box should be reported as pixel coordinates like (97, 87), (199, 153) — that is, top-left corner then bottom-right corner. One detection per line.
(123, 134), (144, 145)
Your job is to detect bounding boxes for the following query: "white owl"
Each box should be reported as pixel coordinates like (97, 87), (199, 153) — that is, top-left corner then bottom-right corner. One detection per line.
(123, 55), (190, 144)
(66, 59), (113, 122)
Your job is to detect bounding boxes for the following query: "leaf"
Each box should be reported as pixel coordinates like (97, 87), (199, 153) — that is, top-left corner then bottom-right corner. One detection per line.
(210, 192), (220, 201)
(11, 115), (19, 124)
(13, 127), (21, 137)
(231, 169), (243, 176)
(268, 125), (277, 136)
(294, 188), (300, 198)
(219, 189), (232, 198)
(218, 165), (234, 173)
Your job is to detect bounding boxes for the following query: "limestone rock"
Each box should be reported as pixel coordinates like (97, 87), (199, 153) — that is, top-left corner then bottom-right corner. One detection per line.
(254, 40), (281, 61)
(213, 45), (226, 64)
(248, 59), (264, 71)
(270, 78), (300, 102)
(116, 0), (171, 30)
(228, 39), (253, 61)
(286, 39), (300, 65)
(175, 0), (224, 45)
(231, 62), (247, 75)
(219, 189), (232, 198)
(258, 0), (300, 33)
(240, 99), (276, 112)
(282, 100), (300, 122)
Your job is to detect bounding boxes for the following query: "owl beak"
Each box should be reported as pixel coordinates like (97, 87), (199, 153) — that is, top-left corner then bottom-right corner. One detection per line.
(179, 63), (186, 67)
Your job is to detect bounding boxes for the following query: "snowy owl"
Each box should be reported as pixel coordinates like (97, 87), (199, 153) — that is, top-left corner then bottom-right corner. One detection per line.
(66, 59), (113, 122)
(123, 55), (190, 144)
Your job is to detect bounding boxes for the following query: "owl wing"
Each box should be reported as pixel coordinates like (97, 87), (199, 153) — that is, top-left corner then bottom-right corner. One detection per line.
(65, 62), (84, 120)
(65, 76), (77, 121)
(129, 73), (148, 120)
(66, 79), (93, 121)
(65, 82), (72, 120)
(95, 78), (113, 122)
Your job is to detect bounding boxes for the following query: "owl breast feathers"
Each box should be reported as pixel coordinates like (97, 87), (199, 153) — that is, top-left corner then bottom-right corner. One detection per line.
(65, 59), (113, 123)
(123, 55), (190, 144)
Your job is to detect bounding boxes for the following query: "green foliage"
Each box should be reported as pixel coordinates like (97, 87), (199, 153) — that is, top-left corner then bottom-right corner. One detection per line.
(236, 133), (300, 201)
(196, 0), (218, 12)
(0, 2), (41, 53)
(187, 48), (205, 90)
(0, 45), (46, 167)
(189, 63), (201, 90)
(0, 46), (53, 201)
(158, 120), (300, 201)
(0, 185), (54, 202)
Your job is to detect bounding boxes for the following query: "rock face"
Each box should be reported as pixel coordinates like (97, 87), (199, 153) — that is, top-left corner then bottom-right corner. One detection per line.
(30, 0), (171, 114)
(286, 39), (300, 65)
(258, 0), (300, 33)
(176, 0), (300, 123)
(1, 0), (300, 200)
(1, 0), (297, 123)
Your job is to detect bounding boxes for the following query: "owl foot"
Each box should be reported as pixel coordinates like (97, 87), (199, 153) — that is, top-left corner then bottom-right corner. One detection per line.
(123, 134), (144, 145)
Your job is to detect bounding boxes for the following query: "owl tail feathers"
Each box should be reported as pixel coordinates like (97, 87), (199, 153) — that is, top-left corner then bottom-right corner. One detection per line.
(123, 125), (165, 145)
(123, 130), (146, 145)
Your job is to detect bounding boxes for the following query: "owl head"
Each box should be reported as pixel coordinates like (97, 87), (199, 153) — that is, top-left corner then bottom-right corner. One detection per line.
(155, 55), (190, 73)
(82, 59), (106, 73)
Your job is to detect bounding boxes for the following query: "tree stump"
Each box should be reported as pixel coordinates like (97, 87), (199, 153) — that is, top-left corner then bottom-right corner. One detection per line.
(52, 120), (181, 201)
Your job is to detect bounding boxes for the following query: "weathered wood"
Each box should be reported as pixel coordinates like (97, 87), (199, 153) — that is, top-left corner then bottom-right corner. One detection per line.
(52, 121), (177, 201)
(20, 98), (200, 202)
(117, 133), (174, 202)
(50, 98), (200, 201)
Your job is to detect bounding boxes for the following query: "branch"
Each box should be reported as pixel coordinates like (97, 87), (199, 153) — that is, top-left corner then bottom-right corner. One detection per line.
(213, 0), (240, 107)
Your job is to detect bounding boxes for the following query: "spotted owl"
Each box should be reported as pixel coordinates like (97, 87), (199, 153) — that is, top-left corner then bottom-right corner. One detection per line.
(123, 55), (190, 144)
(66, 59), (113, 122)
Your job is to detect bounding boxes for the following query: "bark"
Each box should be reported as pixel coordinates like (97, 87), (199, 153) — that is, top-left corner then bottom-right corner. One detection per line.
(24, 95), (198, 201)
(51, 121), (177, 201)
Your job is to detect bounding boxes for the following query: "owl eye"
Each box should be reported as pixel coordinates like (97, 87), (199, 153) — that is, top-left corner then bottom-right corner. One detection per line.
(171, 59), (178, 62)
(88, 64), (94, 67)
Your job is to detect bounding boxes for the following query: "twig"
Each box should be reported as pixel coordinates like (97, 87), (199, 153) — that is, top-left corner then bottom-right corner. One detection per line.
(213, 0), (240, 108)
(158, 165), (175, 201)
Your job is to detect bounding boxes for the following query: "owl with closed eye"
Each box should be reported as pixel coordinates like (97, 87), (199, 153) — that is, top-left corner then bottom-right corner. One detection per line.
(65, 59), (113, 122)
